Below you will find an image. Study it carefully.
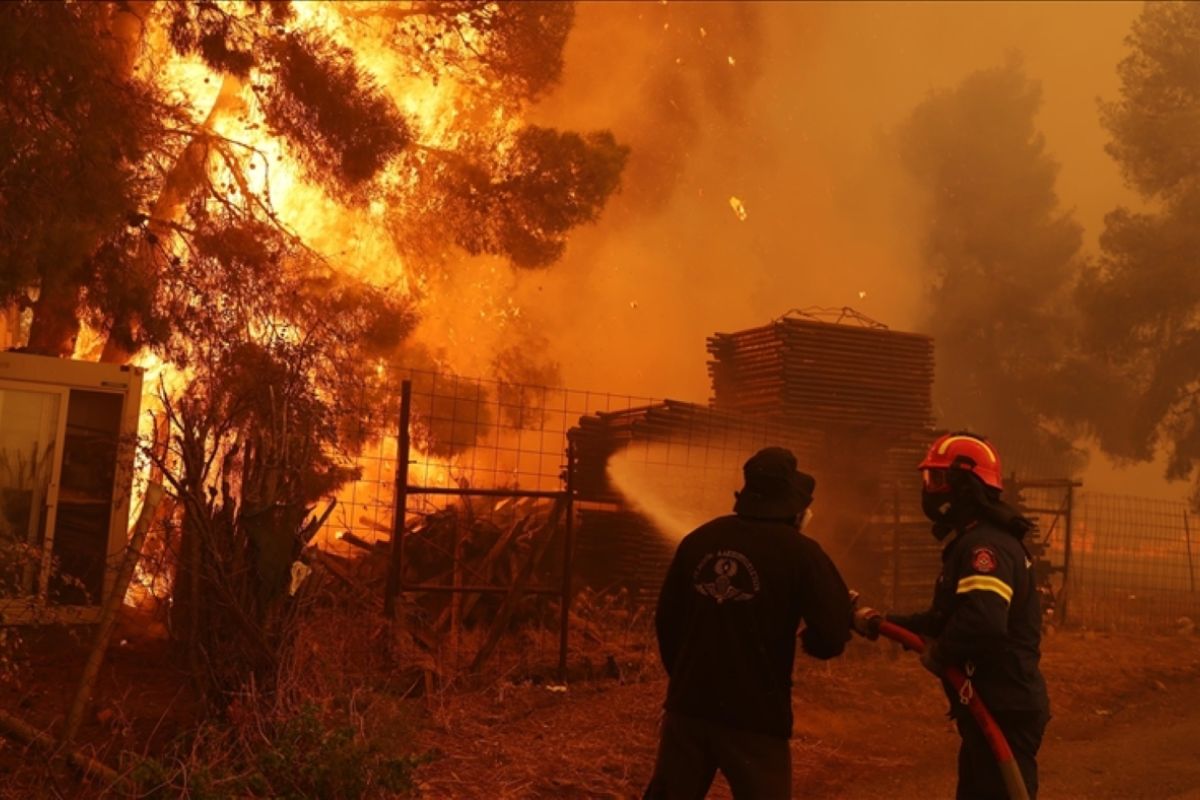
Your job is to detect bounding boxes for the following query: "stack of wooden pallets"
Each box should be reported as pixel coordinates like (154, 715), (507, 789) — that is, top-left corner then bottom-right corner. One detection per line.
(707, 312), (934, 432)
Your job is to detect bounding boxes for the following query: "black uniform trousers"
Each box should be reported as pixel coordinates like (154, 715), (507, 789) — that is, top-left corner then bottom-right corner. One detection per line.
(955, 709), (1049, 800)
(643, 711), (791, 800)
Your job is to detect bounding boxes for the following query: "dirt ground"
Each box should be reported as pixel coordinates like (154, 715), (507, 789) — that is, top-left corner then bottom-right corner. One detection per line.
(411, 629), (1200, 799)
(0, 614), (201, 799)
(3, 617), (1199, 799)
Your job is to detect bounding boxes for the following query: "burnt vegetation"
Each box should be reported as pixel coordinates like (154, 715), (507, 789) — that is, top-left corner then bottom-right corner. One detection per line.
(4, 1), (1200, 796)
(260, 30), (412, 193)
(0, 1), (627, 793)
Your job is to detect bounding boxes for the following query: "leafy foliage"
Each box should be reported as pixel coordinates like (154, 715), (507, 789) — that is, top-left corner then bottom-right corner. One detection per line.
(0, 0), (627, 700)
(260, 31), (411, 195)
(253, 704), (426, 799)
(1, 0), (625, 359)
(164, 0), (290, 77)
(1101, 2), (1200, 203)
(407, 126), (629, 268)
(0, 1), (171, 355)
(132, 703), (428, 799)
(357, 0), (575, 101)
(897, 60), (1085, 473)
(1075, 2), (1200, 499)
(131, 194), (414, 699)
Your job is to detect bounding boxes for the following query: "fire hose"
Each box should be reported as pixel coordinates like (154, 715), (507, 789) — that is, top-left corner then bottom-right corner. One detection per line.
(877, 619), (1030, 800)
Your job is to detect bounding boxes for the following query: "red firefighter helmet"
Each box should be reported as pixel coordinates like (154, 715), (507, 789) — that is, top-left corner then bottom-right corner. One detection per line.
(918, 432), (1004, 492)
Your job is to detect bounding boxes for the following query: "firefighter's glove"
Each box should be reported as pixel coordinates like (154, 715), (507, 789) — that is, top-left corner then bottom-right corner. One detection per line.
(919, 640), (944, 677)
(851, 607), (882, 641)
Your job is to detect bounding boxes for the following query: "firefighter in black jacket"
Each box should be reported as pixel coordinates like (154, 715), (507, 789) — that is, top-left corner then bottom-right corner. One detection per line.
(853, 432), (1050, 800)
(644, 447), (851, 800)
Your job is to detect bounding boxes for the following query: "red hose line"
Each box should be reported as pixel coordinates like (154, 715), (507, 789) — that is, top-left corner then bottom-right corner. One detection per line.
(876, 620), (1030, 800)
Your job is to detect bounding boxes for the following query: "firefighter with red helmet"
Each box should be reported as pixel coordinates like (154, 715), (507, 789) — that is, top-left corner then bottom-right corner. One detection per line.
(853, 432), (1050, 799)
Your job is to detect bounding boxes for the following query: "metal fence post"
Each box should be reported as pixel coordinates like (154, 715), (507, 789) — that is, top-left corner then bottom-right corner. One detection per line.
(890, 480), (901, 610)
(1185, 511), (1196, 594)
(384, 379), (412, 619)
(1059, 483), (1074, 626)
(557, 442), (576, 684)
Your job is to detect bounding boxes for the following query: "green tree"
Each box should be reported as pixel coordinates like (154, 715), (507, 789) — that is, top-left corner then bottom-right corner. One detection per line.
(897, 60), (1085, 474)
(1075, 1), (1200, 498)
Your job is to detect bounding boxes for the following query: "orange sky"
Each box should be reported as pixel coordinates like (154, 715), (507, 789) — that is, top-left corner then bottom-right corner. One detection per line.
(517, 2), (1187, 498)
(522, 2), (1137, 393)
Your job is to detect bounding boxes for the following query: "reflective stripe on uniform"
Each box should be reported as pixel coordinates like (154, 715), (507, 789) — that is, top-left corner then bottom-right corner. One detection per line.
(956, 575), (1013, 603)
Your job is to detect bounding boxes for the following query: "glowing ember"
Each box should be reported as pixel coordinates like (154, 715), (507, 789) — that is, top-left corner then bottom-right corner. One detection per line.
(729, 196), (748, 221)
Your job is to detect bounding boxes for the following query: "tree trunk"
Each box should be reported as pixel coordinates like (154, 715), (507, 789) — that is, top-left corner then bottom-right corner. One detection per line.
(109, 2), (151, 78)
(100, 73), (246, 364)
(25, 279), (82, 357)
(63, 484), (164, 746)
(171, 497), (207, 694)
(13, 4), (152, 362)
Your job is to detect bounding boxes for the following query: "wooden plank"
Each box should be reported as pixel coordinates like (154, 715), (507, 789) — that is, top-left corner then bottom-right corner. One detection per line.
(469, 496), (567, 672)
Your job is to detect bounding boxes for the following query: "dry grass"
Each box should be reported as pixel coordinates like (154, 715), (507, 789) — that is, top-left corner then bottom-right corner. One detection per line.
(10, 585), (1198, 799)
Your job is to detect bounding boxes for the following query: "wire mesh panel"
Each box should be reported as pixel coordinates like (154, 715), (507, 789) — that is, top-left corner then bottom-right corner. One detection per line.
(329, 368), (593, 555)
(323, 363), (1199, 637)
(324, 367), (605, 677)
(1070, 492), (1200, 628)
(316, 359), (977, 680)
(327, 365), (938, 605)
(1010, 479), (1077, 623)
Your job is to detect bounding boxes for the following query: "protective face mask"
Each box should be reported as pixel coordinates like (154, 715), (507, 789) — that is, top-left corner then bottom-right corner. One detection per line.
(799, 507), (814, 532)
(921, 488), (953, 525)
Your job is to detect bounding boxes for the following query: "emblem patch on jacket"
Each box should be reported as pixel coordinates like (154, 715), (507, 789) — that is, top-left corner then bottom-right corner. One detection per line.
(971, 546), (998, 574)
(693, 549), (761, 603)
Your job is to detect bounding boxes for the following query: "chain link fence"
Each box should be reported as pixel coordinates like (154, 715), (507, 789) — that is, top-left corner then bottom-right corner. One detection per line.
(335, 368), (1200, 643)
(1015, 483), (1200, 630)
(328, 367), (936, 677)
(1066, 492), (1200, 629)
(877, 478), (1200, 631)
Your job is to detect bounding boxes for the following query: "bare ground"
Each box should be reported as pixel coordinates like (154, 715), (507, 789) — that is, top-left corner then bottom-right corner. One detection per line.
(2, 618), (1199, 799)
(412, 630), (1200, 799)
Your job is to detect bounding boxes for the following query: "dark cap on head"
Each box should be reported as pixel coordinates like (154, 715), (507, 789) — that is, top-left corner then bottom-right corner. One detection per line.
(733, 446), (816, 521)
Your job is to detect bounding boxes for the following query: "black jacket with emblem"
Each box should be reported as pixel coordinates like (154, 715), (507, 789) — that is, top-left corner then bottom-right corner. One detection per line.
(889, 520), (1049, 715)
(654, 514), (851, 739)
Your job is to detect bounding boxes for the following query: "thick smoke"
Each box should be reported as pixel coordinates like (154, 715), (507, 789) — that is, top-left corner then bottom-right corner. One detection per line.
(511, 2), (1182, 498)
(518, 4), (1133, 392)
(897, 58), (1087, 478)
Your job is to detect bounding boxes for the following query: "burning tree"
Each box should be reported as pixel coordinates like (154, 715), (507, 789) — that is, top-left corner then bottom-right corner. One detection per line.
(0, 0), (627, 701)
(0, 1), (626, 359)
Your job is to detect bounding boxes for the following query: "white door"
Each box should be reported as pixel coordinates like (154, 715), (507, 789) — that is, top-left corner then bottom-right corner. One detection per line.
(0, 381), (69, 623)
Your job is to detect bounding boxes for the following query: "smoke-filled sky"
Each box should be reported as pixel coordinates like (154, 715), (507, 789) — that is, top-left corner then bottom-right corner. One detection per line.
(520, 1), (1140, 397)
(434, 1), (1174, 497)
